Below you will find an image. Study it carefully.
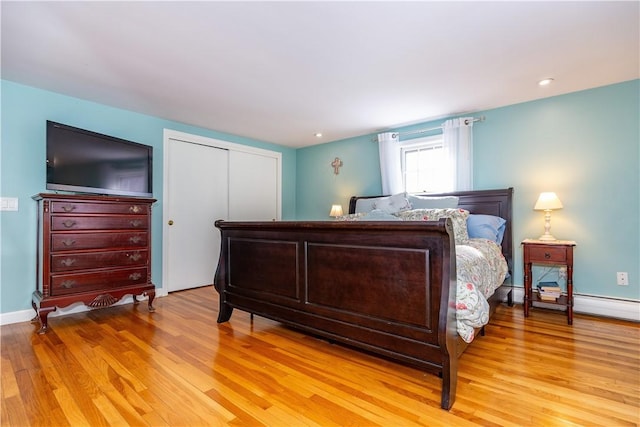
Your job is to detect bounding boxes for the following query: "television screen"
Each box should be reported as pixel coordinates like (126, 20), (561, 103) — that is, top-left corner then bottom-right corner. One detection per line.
(46, 121), (153, 197)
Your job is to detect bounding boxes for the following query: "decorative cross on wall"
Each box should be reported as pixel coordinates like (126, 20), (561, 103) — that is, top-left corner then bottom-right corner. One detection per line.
(331, 157), (343, 175)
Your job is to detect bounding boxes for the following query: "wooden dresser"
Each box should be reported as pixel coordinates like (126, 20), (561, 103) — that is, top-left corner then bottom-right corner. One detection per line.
(32, 193), (157, 333)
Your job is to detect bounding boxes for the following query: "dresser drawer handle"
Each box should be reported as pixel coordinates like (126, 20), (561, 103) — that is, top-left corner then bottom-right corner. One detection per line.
(128, 272), (143, 281)
(60, 258), (77, 267)
(61, 205), (76, 212)
(129, 236), (143, 244)
(544, 252), (551, 259)
(130, 219), (143, 227)
(129, 205), (142, 214)
(60, 280), (75, 289)
(128, 252), (142, 262)
(62, 220), (77, 228)
(61, 239), (76, 247)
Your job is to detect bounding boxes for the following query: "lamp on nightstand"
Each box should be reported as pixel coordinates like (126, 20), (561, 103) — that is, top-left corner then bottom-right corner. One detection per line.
(329, 204), (344, 218)
(534, 192), (563, 241)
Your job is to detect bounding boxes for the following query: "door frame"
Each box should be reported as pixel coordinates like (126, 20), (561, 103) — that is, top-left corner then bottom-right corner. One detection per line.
(160, 129), (282, 295)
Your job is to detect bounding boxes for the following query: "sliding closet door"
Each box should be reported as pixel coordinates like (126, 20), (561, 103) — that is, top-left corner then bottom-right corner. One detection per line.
(165, 139), (229, 292)
(228, 150), (279, 221)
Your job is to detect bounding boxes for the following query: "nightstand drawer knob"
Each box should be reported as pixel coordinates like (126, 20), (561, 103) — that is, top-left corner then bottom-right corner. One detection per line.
(544, 252), (551, 259)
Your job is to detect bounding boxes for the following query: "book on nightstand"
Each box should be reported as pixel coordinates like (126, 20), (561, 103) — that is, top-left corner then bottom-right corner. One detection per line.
(537, 281), (562, 301)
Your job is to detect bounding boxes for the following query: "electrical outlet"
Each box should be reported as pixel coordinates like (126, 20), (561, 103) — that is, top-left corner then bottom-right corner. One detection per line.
(617, 272), (628, 286)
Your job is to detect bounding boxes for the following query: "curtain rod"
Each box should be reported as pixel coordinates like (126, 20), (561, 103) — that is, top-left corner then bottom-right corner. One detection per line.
(374, 115), (485, 141)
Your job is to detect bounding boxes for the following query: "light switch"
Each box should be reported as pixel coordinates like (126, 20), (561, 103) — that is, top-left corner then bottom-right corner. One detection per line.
(0, 197), (19, 211)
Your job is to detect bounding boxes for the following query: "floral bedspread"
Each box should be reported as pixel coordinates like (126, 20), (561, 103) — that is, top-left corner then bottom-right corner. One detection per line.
(455, 239), (508, 343)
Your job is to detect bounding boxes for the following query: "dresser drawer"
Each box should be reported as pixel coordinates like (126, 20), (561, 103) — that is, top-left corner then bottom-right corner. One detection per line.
(527, 245), (567, 263)
(50, 201), (149, 215)
(51, 250), (148, 272)
(51, 267), (149, 296)
(52, 215), (148, 231)
(51, 232), (148, 251)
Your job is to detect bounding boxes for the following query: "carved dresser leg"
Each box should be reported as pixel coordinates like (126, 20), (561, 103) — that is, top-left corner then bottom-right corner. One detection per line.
(35, 306), (56, 334)
(147, 290), (156, 312)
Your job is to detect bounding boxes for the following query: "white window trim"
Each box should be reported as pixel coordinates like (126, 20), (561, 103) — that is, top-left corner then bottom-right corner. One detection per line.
(400, 135), (444, 194)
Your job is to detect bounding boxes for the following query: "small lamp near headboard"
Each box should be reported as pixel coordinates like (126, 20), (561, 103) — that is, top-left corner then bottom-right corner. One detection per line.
(329, 204), (344, 218)
(534, 192), (563, 241)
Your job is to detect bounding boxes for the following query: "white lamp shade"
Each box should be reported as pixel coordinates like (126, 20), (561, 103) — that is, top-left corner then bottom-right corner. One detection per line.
(329, 204), (344, 217)
(534, 192), (563, 211)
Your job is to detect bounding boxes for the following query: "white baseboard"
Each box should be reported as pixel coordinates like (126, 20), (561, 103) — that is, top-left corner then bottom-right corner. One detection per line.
(509, 287), (640, 322)
(0, 308), (37, 326)
(0, 292), (167, 327)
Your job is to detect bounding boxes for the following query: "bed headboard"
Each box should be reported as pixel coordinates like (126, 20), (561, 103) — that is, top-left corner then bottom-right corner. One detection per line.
(348, 188), (514, 280)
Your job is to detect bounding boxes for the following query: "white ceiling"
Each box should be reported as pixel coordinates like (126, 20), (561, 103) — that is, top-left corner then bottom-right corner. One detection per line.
(2, 1), (638, 148)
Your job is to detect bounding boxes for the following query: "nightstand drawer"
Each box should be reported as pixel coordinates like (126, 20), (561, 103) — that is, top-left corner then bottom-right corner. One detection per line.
(528, 245), (567, 263)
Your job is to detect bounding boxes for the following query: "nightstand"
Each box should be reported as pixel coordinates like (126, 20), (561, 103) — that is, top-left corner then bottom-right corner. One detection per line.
(522, 239), (576, 325)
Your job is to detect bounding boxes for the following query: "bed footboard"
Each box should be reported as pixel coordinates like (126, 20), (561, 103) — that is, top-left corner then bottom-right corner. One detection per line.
(214, 219), (459, 409)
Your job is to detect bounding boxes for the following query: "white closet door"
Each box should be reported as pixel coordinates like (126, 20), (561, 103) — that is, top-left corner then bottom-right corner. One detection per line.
(228, 150), (279, 221)
(165, 139), (228, 292)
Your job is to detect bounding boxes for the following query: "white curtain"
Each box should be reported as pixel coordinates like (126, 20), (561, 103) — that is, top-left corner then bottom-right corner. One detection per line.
(377, 132), (403, 195)
(442, 117), (474, 191)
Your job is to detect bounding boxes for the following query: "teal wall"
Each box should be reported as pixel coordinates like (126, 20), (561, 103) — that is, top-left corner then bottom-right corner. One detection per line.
(1, 79), (638, 315)
(0, 80), (297, 314)
(296, 80), (640, 301)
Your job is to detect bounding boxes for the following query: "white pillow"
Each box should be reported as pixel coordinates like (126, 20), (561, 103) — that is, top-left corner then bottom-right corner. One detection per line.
(354, 198), (378, 214)
(407, 195), (459, 209)
(371, 193), (412, 214)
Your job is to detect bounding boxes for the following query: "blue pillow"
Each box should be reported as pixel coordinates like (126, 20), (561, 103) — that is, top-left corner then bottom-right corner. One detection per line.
(467, 214), (506, 244)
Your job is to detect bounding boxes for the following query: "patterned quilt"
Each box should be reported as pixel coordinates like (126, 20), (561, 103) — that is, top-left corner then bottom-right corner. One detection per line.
(456, 239), (508, 342)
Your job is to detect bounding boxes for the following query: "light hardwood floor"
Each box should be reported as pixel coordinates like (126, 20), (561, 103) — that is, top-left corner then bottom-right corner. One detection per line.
(2, 286), (638, 426)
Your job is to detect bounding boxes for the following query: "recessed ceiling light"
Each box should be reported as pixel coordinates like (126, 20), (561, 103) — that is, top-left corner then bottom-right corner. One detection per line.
(538, 78), (554, 86)
(314, 133), (323, 138)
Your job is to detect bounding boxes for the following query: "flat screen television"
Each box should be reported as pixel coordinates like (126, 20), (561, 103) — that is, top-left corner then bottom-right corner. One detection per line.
(46, 121), (153, 198)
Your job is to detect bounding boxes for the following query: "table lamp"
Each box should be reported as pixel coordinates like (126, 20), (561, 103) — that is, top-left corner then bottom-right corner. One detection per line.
(329, 204), (343, 218)
(534, 192), (563, 241)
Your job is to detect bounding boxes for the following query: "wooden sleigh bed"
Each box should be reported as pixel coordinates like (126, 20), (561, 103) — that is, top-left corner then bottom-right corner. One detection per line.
(213, 188), (513, 409)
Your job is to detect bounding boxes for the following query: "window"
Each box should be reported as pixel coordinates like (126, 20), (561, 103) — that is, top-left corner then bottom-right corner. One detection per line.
(401, 135), (451, 193)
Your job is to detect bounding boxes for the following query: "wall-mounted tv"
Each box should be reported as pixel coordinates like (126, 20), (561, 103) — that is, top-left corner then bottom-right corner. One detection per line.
(46, 121), (153, 198)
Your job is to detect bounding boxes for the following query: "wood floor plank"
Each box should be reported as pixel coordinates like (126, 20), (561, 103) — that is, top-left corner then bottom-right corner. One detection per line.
(117, 331), (236, 424)
(50, 381), (91, 426)
(2, 285), (638, 426)
(1, 395), (31, 427)
(0, 356), (20, 399)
